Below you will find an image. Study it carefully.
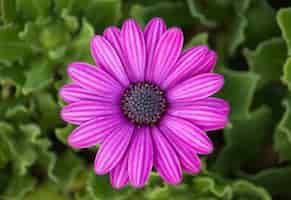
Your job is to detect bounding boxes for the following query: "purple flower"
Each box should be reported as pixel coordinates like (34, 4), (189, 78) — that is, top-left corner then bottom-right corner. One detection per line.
(60, 18), (230, 189)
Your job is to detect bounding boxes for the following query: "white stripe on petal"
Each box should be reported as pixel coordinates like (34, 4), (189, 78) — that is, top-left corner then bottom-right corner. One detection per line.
(167, 73), (224, 103)
(160, 115), (213, 154)
(121, 19), (146, 82)
(128, 127), (153, 187)
(94, 123), (134, 175)
(152, 127), (182, 185)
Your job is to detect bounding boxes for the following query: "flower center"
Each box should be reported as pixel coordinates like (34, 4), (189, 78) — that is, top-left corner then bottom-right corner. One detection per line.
(121, 82), (168, 126)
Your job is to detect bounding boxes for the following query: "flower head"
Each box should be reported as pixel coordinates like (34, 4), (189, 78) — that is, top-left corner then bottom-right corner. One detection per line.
(60, 18), (230, 188)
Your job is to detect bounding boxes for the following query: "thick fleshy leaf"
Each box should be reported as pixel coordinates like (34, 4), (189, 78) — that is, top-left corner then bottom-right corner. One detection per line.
(168, 102), (229, 131)
(68, 116), (123, 148)
(232, 180), (271, 200)
(129, 1), (193, 27)
(245, 0), (279, 46)
(160, 115), (213, 154)
(0, 25), (31, 62)
(214, 106), (272, 175)
(17, 0), (50, 19)
(282, 57), (291, 90)
(22, 59), (53, 95)
(110, 153), (129, 189)
(274, 96), (291, 161)
(192, 177), (232, 199)
(245, 38), (286, 88)
(128, 127), (153, 188)
(151, 28), (183, 84)
(67, 62), (123, 95)
(144, 17), (167, 81)
(277, 7), (291, 55)
(86, 172), (131, 199)
(121, 19), (146, 82)
(250, 166), (291, 197)
(167, 73), (224, 103)
(94, 123), (134, 175)
(161, 45), (210, 89)
(216, 67), (259, 120)
(90, 36), (129, 86)
(185, 32), (208, 48)
(1, 0), (16, 23)
(61, 101), (120, 125)
(152, 127), (182, 185)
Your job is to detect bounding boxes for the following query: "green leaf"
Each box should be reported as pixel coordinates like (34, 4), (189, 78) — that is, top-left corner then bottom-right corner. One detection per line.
(40, 22), (71, 50)
(245, 0), (279, 46)
(244, 38), (286, 87)
(22, 59), (53, 95)
(0, 122), (14, 168)
(130, 1), (193, 27)
(147, 184), (194, 200)
(282, 57), (291, 90)
(35, 92), (60, 130)
(231, 180), (271, 200)
(277, 7), (291, 56)
(216, 13), (247, 58)
(0, 25), (31, 62)
(24, 184), (69, 200)
(17, 0), (52, 19)
(85, 0), (122, 32)
(186, 0), (227, 26)
(5, 104), (31, 121)
(185, 32), (208, 49)
(55, 124), (75, 145)
(0, 65), (26, 86)
(274, 96), (291, 161)
(250, 167), (291, 196)
(68, 19), (95, 63)
(0, 0), (16, 23)
(192, 176), (232, 199)
(86, 172), (132, 200)
(3, 174), (36, 200)
(216, 67), (259, 119)
(52, 151), (86, 194)
(213, 106), (272, 175)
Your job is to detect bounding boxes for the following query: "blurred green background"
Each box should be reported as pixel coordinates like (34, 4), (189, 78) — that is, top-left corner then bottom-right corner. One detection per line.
(0, 0), (291, 199)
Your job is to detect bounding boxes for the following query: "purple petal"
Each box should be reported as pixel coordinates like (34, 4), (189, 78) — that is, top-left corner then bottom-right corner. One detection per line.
(67, 62), (123, 100)
(165, 134), (201, 174)
(103, 26), (127, 67)
(151, 28), (183, 84)
(121, 19), (146, 82)
(144, 17), (167, 81)
(167, 73), (224, 103)
(168, 103), (229, 131)
(160, 45), (209, 89)
(94, 123), (134, 175)
(195, 50), (217, 74)
(160, 115), (213, 155)
(128, 127), (153, 188)
(152, 127), (182, 185)
(67, 116), (123, 148)
(59, 83), (118, 104)
(182, 97), (230, 115)
(91, 36), (129, 86)
(61, 101), (120, 125)
(110, 152), (129, 189)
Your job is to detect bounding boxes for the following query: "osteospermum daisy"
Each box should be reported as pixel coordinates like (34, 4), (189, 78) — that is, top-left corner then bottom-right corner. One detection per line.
(60, 18), (230, 188)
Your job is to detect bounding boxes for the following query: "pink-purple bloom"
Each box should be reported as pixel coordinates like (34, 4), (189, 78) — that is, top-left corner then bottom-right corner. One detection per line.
(60, 18), (230, 189)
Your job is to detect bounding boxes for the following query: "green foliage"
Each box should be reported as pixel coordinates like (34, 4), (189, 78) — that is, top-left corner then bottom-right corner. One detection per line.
(0, 0), (290, 199)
